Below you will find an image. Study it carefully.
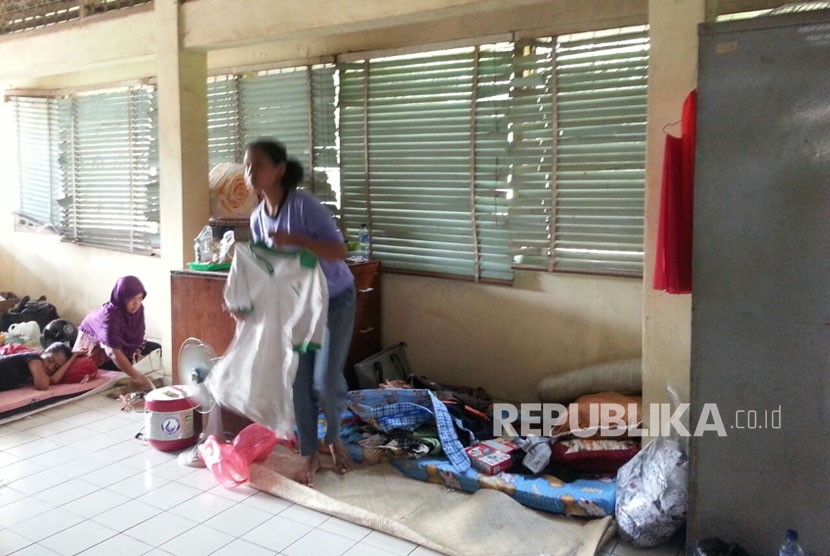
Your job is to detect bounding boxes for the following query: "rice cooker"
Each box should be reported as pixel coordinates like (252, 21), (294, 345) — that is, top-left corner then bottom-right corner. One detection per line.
(144, 386), (201, 451)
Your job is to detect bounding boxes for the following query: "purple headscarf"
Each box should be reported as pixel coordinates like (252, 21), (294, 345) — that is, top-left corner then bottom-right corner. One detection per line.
(79, 276), (147, 355)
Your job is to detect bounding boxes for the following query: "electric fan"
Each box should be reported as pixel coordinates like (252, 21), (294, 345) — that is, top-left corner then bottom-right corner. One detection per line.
(143, 338), (219, 452)
(177, 337), (219, 414)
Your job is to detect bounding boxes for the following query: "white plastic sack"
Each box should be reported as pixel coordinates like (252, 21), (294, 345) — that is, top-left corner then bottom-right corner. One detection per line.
(615, 437), (688, 547)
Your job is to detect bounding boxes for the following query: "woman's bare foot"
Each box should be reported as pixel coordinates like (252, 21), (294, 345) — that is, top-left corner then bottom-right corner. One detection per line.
(295, 452), (321, 487)
(329, 441), (352, 475)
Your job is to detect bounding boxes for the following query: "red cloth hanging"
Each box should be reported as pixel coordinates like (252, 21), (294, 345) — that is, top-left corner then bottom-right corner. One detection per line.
(653, 90), (696, 294)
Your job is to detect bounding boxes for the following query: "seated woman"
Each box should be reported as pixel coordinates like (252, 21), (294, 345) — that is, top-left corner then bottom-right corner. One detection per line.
(74, 276), (157, 391)
(0, 342), (78, 391)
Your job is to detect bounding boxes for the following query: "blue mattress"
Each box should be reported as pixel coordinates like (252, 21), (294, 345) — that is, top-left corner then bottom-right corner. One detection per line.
(322, 393), (616, 517)
(342, 436), (616, 517)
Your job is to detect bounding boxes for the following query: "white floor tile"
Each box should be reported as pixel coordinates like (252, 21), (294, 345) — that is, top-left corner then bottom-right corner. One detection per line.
(60, 409), (109, 427)
(283, 528), (357, 556)
(90, 498), (162, 532)
(0, 494), (54, 527)
(205, 502), (273, 536)
(0, 450), (20, 468)
(44, 403), (87, 419)
(0, 486), (27, 508)
(210, 538), (278, 556)
(120, 447), (178, 470)
(75, 533), (154, 556)
(0, 529), (34, 555)
(71, 431), (128, 453)
(158, 523), (235, 556)
(25, 444), (85, 467)
(82, 462), (142, 488)
(11, 507), (85, 542)
(32, 477), (100, 506)
(0, 431), (39, 450)
(72, 395), (119, 410)
(49, 425), (100, 445)
(39, 520), (118, 555)
(4, 437), (62, 458)
(242, 514), (313, 553)
(360, 530), (418, 556)
(147, 457), (198, 481)
(122, 511), (197, 547)
(167, 491), (237, 522)
(0, 459), (47, 483)
(85, 415), (136, 434)
(279, 503), (330, 528)
(61, 488), (131, 518)
(107, 469), (170, 498)
(239, 491), (293, 515)
(8, 468), (73, 495)
(342, 543), (402, 556)
(6, 413), (54, 431)
(134, 481), (202, 510)
(176, 468), (222, 491)
(23, 418), (79, 437)
(6, 543), (60, 555)
(209, 482), (258, 502)
(319, 517), (373, 542)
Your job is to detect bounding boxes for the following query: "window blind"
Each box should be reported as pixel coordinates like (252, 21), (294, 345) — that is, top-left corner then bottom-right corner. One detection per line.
(239, 69), (312, 186)
(13, 96), (61, 225)
(508, 27), (648, 276)
(207, 76), (241, 168)
(207, 66), (337, 200)
(59, 86), (160, 253)
(339, 47), (514, 281)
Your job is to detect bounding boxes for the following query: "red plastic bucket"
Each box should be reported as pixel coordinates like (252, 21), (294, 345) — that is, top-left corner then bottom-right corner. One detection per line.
(144, 386), (201, 452)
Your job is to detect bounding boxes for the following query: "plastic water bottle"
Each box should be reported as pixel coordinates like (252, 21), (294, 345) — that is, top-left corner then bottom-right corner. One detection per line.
(779, 530), (805, 556)
(358, 223), (370, 260)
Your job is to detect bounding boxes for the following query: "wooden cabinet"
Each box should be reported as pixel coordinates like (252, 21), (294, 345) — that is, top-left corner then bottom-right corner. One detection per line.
(344, 259), (381, 390)
(170, 270), (236, 383)
(170, 259), (381, 388)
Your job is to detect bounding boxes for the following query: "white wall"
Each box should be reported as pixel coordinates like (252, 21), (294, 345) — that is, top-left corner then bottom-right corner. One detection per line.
(0, 0), (648, 396)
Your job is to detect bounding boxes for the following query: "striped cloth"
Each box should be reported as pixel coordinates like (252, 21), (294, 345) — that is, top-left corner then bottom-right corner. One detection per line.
(347, 389), (470, 471)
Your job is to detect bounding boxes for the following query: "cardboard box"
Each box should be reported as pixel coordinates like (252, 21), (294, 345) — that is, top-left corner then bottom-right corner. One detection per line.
(481, 437), (520, 454)
(465, 443), (514, 475)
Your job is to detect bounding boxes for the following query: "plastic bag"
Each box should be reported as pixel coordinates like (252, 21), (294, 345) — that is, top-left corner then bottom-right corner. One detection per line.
(193, 225), (216, 263)
(198, 435), (249, 487)
(615, 437), (688, 547)
(233, 423), (279, 464)
(200, 424), (282, 488)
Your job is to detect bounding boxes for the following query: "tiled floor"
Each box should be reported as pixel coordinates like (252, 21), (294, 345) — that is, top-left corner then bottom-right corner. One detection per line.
(0, 393), (684, 556)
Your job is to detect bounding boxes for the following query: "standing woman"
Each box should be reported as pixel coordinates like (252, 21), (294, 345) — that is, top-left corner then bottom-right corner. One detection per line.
(245, 139), (355, 486)
(74, 275), (157, 391)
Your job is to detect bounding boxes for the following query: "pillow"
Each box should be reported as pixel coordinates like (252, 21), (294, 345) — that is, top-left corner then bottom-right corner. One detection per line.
(537, 358), (642, 404)
(551, 391), (642, 438)
(551, 438), (640, 473)
(60, 356), (99, 384)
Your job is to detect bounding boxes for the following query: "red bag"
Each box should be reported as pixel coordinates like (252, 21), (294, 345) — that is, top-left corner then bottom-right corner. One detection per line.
(233, 423), (279, 464)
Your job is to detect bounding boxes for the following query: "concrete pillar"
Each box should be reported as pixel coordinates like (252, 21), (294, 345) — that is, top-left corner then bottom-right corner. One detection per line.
(155, 0), (209, 370)
(642, 1), (704, 425)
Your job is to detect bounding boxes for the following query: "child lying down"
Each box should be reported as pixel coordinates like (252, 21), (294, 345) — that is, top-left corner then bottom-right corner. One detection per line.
(0, 343), (78, 391)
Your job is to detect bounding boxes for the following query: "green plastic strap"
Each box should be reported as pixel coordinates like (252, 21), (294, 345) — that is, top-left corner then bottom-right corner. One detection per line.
(293, 341), (322, 354)
(250, 241), (318, 269)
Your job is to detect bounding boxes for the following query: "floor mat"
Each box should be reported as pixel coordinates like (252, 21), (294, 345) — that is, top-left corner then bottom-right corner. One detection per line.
(0, 370), (122, 424)
(248, 448), (615, 556)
